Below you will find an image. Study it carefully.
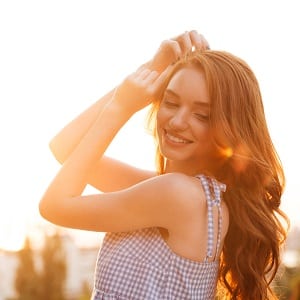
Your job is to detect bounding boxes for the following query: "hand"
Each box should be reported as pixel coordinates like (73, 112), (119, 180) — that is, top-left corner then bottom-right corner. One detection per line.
(112, 65), (170, 114)
(149, 30), (209, 72)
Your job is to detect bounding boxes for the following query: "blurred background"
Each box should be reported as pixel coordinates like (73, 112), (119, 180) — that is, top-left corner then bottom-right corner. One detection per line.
(0, 0), (299, 299)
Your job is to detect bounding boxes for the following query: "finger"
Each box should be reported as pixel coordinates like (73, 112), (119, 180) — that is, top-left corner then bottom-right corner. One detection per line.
(189, 30), (203, 50)
(145, 70), (159, 83)
(190, 30), (210, 50)
(199, 34), (210, 50)
(150, 40), (181, 72)
(159, 39), (182, 60)
(151, 65), (173, 92)
(172, 31), (193, 55)
(137, 68), (152, 80)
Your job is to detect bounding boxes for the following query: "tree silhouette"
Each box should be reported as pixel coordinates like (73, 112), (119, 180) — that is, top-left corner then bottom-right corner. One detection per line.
(39, 231), (67, 300)
(14, 236), (40, 300)
(14, 230), (68, 299)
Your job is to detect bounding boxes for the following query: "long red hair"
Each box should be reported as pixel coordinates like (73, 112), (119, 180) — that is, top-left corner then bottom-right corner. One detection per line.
(147, 50), (289, 299)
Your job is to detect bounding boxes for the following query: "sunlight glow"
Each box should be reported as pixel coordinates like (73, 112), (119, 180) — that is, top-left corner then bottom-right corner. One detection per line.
(221, 147), (233, 158)
(0, 226), (26, 252)
(0, 0), (299, 255)
(283, 250), (300, 268)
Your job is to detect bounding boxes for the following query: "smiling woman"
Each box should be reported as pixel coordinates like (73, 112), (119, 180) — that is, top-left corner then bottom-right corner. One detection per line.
(0, 2), (298, 299)
(156, 66), (218, 174)
(38, 30), (289, 300)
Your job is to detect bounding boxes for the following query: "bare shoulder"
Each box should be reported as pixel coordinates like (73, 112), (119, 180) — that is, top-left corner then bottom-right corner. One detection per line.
(156, 172), (203, 191)
(157, 173), (229, 260)
(157, 172), (229, 232)
(88, 156), (157, 192)
(153, 172), (208, 217)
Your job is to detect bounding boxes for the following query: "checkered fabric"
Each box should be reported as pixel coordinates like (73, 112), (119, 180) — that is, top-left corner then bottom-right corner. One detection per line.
(91, 175), (226, 300)
(196, 175), (226, 261)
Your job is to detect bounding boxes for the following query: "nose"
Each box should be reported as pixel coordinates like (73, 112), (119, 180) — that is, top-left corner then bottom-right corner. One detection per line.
(169, 109), (189, 131)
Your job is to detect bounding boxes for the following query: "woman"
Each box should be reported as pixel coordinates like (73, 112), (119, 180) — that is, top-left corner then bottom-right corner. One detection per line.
(39, 31), (289, 299)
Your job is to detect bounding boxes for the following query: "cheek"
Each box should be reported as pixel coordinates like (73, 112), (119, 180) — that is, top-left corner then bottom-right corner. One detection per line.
(194, 126), (216, 150)
(191, 120), (210, 139)
(156, 108), (167, 127)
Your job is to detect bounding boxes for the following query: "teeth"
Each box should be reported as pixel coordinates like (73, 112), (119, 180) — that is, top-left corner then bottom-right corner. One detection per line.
(166, 133), (190, 144)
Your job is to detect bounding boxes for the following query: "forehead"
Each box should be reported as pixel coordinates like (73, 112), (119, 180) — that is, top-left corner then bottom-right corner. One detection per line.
(166, 66), (209, 105)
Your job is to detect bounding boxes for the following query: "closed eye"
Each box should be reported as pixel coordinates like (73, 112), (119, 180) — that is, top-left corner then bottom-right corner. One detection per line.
(194, 113), (209, 121)
(162, 100), (179, 108)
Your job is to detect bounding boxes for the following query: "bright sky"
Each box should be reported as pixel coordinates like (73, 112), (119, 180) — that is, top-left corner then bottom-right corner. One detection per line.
(0, 0), (299, 251)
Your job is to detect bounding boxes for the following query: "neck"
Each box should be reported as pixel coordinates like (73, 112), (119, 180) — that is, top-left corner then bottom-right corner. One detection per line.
(164, 160), (204, 176)
(164, 158), (222, 177)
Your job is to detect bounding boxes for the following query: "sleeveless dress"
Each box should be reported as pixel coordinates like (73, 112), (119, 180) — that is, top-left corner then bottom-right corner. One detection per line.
(91, 175), (226, 300)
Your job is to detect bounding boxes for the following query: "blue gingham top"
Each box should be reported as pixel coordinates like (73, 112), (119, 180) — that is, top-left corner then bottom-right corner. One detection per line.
(91, 175), (226, 300)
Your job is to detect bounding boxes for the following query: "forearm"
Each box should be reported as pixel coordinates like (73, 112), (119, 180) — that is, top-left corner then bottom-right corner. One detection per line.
(41, 64), (166, 214)
(41, 100), (132, 208)
(49, 88), (116, 163)
(49, 30), (206, 165)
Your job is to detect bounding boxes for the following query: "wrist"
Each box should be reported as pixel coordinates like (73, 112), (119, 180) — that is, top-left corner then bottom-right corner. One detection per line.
(109, 81), (144, 117)
(104, 98), (134, 122)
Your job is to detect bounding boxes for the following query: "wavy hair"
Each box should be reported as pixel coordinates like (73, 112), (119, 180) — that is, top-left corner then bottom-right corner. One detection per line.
(147, 51), (289, 299)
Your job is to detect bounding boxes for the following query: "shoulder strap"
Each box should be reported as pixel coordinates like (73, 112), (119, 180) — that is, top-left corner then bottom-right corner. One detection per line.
(196, 174), (226, 261)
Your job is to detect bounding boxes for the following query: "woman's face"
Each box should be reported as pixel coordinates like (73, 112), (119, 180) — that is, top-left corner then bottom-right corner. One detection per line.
(156, 65), (218, 174)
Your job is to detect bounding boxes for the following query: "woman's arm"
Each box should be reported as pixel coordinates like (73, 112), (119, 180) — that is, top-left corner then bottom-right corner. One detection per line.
(49, 89), (115, 164)
(49, 89), (155, 191)
(39, 66), (168, 224)
(48, 31), (207, 191)
(39, 30), (211, 232)
(40, 170), (206, 233)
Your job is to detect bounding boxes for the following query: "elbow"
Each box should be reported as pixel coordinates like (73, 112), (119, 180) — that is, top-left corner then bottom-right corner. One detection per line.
(39, 194), (70, 227)
(39, 195), (58, 224)
(49, 139), (65, 164)
(39, 198), (50, 222)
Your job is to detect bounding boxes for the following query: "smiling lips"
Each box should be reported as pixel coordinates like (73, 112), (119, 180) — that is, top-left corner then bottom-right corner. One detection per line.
(165, 130), (192, 144)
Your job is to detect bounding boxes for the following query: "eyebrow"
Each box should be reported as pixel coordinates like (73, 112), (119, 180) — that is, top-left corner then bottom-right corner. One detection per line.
(164, 89), (210, 107)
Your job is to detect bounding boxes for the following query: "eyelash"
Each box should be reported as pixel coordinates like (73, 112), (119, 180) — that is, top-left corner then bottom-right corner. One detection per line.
(194, 113), (209, 121)
(163, 100), (178, 107)
(162, 99), (209, 121)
